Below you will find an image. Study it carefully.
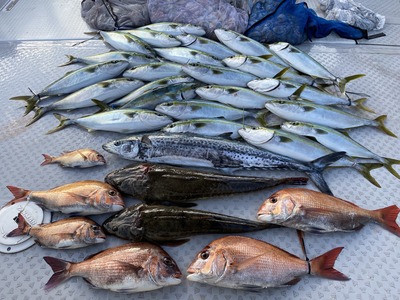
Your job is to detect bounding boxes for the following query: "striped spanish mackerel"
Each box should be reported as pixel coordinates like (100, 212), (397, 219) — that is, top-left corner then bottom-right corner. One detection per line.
(102, 133), (346, 195)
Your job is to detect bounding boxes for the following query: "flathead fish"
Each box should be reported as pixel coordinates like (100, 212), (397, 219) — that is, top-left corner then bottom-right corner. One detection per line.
(7, 214), (106, 249)
(40, 148), (106, 168)
(102, 204), (277, 244)
(258, 188), (400, 237)
(102, 132), (346, 195)
(43, 242), (181, 292)
(104, 163), (308, 205)
(5, 180), (124, 215)
(187, 236), (349, 290)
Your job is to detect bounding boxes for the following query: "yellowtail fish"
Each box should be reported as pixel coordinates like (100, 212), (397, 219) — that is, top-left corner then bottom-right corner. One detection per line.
(43, 242), (182, 292)
(40, 148), (106, 168)
(187, 235), (349, 290)
(5, 180), (124, 215)
(7, 214), (106, 249)
(258, 188), (400, 236)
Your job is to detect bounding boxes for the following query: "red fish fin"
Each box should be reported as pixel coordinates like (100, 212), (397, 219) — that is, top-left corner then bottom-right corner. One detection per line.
(40, 154), (55, 166)
(43, 256), (72, 291)
(374, 205), (400, 237)
(6, 185), (29, 200)
(6, 213), (30, 237)
(309, 247), (349, 281)
(283, 278), (301, 286)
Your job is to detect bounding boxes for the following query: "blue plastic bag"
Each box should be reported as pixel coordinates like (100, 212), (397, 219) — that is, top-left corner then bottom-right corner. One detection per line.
(245, 0), (367, 45)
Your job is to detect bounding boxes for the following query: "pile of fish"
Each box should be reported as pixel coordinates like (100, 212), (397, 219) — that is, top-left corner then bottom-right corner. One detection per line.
(6, 22), (400, 294)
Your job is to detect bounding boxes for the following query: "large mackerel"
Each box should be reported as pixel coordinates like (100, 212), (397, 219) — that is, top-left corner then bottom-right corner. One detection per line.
(103, 133), (346, 195)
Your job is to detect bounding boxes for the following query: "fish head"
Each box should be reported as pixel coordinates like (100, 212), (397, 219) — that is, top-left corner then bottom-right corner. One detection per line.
(103, 137), (141, 159)
(268, 42), (290, 53)
(186, 243), (230, 284)
(105, 163), (150, 192)
(281, 121), (316, 136)
(78, 220), (107, 244)
(222, 55), (246, 68)
(91, 184), (125, 212)
(214, 29), (236, 42)
(238, 127), (274, 145)
(155, 102), (190, 119)
(257, 190), (297, 223)
(102, 204), (144, 241)
(86, 149), (106, 165)
(247, 78), (280, 92)
(195, 85), (225, 99)
(147, 245), (182, 287)
(176, 33), (196, 46)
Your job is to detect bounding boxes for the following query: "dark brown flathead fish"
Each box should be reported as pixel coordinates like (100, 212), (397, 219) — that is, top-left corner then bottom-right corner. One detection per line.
(5, 180), (124, 215)
(43, 242), (181, 292)
(102, 203), (278, 244)
(105, 163), (308, 205)
(187, 235), (349, 290)
(258, 188), (400, 236)
(7, 213), (106, 249)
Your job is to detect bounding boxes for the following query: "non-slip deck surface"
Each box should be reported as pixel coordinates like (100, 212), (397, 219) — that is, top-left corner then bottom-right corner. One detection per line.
(0, 1), (399, 299)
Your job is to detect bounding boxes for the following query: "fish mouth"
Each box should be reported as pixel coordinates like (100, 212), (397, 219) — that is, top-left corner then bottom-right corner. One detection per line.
(257, 212), (273, 222)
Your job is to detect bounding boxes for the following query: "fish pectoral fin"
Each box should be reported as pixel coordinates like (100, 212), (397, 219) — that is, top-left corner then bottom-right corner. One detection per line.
(282, 277), (301, 286)
(76, 150), (89, 161)
(64, 192), (90, 203)
(234, 254), (265, 273)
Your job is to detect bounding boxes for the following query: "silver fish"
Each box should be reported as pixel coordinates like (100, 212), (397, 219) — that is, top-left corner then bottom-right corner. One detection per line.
(281, 121), (400, 179)
(223, 55), (314, 85)
(40, 148), (106, 168)
(12, 60), (130, 114)
(268, 42), (364, 92)
(139, 22), (206, 36)
(161, 119), (249, 139)
(59, 51), (159, 67)
(100, 31), (156, 56)
(195, 85), (277, 109)
(238, 126), (382, 187)
(7, 214), (106, 249)
(155, 99), (254, 120)
(25, 78), (144, 125)
(102, 132), (347, 195)
(182, 63), (257, 87)
(122, 29), (181, 47)
(123, 62), (185, 81)
(43, 242), (182, 292)
(214, 28), (288, 66)
(48, 110), (173, 134)
(176, 33), (237, 59)
(154, 47), (223, 66)
(264, 99), (396, 137)
(113, 75), (195, 108)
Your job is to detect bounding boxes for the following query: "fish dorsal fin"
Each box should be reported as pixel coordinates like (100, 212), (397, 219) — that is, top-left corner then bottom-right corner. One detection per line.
(273, 67), (290, 79)
(92, 99), (112, 112)
(292, 84), (307, 98)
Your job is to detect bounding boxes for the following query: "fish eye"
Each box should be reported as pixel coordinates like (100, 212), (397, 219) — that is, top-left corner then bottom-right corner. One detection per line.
(200, 250), (209, 260)
(112, 226), (118, 232)
(163, 257), (174, 267)
(108, 190), (117, 196)
(270, 197), (278, 203)
(114, 141), (122, 146)
(91, 225), (100, 231)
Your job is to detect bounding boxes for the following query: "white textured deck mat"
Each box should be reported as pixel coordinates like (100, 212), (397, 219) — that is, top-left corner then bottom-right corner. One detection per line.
(0, 39), (399, 300)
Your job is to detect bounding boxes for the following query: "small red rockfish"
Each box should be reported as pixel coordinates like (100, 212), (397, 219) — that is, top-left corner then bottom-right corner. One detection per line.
(41, 148), (106, 168)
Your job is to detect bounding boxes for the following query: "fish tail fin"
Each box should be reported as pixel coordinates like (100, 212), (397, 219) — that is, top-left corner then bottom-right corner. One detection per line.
(307, 151), (347, 195)
(382, 157), (400, 179)
(43, 256), (73, 291)
(374, 115), (397, 138)
(352, 98), (375, 113)
(352, 163), (382, 188)
(373, 205), (400, 237)
(6, 213), (30, 237)
(338, 74), (365, 93)
(58, 55), (78, 67)
(40, 154), (55, 166)
(26, 106), (49, 126)
(309, 247), (350, 281)
(9, 95), (40, 116)
(46, 113), (72, 134)
(7, 185), (30, 200)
